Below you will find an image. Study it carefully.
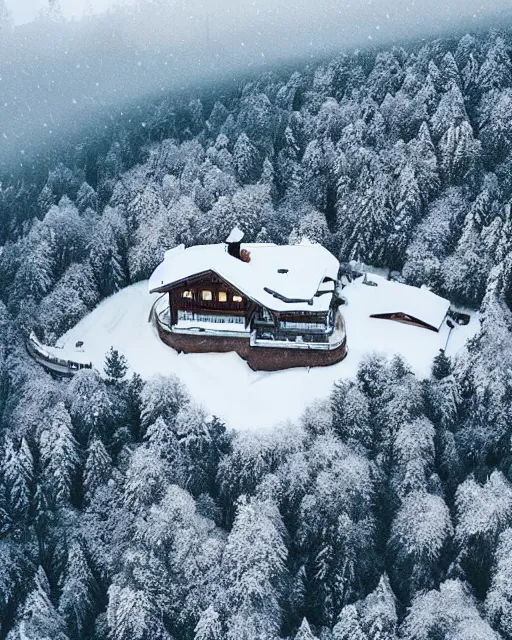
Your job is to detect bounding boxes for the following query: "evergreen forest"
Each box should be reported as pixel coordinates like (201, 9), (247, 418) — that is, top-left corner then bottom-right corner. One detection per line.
(1, 13), (512, 639)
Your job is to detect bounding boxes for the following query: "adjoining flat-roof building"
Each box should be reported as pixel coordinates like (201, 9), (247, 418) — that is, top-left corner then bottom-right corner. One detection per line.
(366, 276), (450, 332)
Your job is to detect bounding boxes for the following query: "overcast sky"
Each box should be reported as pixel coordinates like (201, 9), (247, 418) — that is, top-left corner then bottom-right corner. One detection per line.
(2, 0), (512, 170)
(5, 0), (120, 24)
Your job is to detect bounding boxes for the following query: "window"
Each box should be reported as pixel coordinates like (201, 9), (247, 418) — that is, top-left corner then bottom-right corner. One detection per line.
(182, 290), (193, 299)
(233, 295), (243, 303)
(178, 310), (244, 324)
(218, 291), (227, 303)
(281, 320), (326, 331)
(201, 290), (213, 301)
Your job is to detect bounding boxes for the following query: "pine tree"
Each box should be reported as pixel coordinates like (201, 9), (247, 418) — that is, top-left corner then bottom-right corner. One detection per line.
(332, 383), (372, 451)
(389, 491), (452, 601)
(360, 575), (397, 640)
(341, 166), (392, 266)
(222, 497), (287, 637)
(455, 471), (512, 594)
(439, 52), (460, 89)
(89, 207), (128, 297)
(389, 163), (421, 268)
(123, 447), (168, 512)
(104, 348), (128, 384)
(76, 182), (97, 213)
(84, 438), (112, 501)
(478, 37), (512, 93)
(462, 53), (480, 100)
(67, 370), (114, 441)
(432, 350), (452, 380)
(145, 416), (180, 465)
(140, 375), (189, 433)
(402, 579), (499, 640)
(333, 604), (366, 640)
(39, 403), (79, 507)
(233, 134), (261, 184)
(294, 618), (318, 640)
(0, 542), (28, 635)
(438, 120), (481, 185)
(480, 88), (512, 163)
(9, 567), (69, 640)
(2, 437), (33, 521)
(430, 83), (467, 140)
(194, 606), (222, 640)
(107, 584), (171, 640)
(59, 541), (98, 638)
(45, 0), (64, 22)
(455, 33), (477, 69)
(13, 239), (54, 303)
(409, 122), (439, 203)
(485, 528), (512, 638)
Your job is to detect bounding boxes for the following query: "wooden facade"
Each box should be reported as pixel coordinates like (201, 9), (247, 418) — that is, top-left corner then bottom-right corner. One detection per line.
(167, 270), (249, 325)
(152, 270), (347, 371)
(165, 270), (327, 330)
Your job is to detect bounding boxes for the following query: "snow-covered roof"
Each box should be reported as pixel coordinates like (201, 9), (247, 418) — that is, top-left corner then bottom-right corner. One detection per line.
(29, 332), (92, 366)
(360, 274), (450, 330)
(148, 241), (339, 313)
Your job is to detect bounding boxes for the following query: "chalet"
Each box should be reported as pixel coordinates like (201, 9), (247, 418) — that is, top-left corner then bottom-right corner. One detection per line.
(148, 229), (347, 371)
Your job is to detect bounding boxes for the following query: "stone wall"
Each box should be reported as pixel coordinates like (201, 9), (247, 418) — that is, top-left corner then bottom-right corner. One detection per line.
(156, 323), (347, 371)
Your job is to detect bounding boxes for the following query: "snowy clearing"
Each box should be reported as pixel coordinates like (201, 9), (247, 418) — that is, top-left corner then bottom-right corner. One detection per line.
(57, 276), (479, 431)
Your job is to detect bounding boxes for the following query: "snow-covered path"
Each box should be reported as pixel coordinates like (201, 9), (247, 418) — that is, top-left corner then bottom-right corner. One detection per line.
(57, 277), (479, 431)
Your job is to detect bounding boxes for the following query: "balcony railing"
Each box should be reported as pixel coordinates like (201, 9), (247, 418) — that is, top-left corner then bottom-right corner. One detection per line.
(151, 295), (347, 352)
(251, 310), (346, 352)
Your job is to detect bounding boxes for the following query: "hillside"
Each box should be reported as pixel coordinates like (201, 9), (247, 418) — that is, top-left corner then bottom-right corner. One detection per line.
(1, 21), (512, 640)
(54, 276), (478, 430)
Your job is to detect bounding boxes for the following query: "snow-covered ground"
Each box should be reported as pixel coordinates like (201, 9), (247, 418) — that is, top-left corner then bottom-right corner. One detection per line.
(57, 276), (479, 431)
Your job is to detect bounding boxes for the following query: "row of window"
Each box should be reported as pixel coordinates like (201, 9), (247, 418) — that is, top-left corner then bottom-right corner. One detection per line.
(280, 321), (327, 330)
(182, 290), (243, 303)
(178, 310), (245, 324)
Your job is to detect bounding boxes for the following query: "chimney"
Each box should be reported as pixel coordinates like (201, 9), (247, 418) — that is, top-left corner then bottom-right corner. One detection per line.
(225, 226), (245, 260)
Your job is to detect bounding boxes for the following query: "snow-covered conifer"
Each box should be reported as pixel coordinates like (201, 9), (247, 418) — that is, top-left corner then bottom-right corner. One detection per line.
(2, 437), (33, 520)
(222, 497), (287, 637)
(84, 438), (112, 501)
(430, 84), (467, 140)
(140, 375), (189, 433)
(107, 584), (171, 640)
(123, 446), (168, 512)
(401, 579), (499, 640)
(360, 575), (397, 640)
(389, 491), (452, 599)
(333, 604), (366, 640)
(431, 350), (452, 379)
(486, 528), (512, 637)
(194, 606), (222, 640)
(59, 540), (98, 638)
(294, 618), (318, 640)
(104, 348), (128, 384)
(478, 37), (512, 93)
(8, 567), (69, 640)
(39, 403), (79, 507)
(234, 133), (261, 184)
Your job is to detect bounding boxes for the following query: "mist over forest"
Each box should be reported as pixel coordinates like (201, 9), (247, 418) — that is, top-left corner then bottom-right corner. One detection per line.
(1, 0), (512, 169)
(2, 1), (512, 640)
